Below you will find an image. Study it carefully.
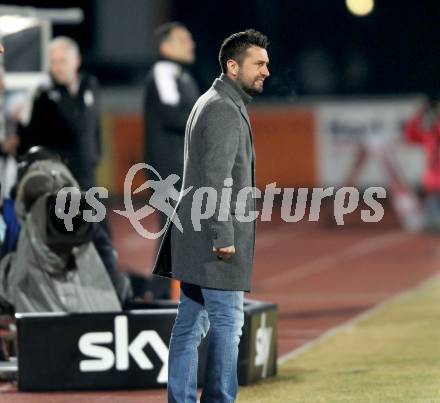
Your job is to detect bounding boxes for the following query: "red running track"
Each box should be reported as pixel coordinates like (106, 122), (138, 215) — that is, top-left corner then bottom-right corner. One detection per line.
(1, 205), (439, 402)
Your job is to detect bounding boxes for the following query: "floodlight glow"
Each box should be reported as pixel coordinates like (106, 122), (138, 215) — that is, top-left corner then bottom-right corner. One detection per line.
(346, 0), (374, 17)
(0, 15), (37, 36)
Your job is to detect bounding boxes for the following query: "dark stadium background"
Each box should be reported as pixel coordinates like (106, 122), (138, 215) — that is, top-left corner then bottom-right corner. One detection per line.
(2, 0), (440, 96)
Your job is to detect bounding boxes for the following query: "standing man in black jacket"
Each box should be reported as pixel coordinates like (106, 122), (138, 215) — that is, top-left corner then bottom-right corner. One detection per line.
(18, 36), (101, 190)
(144, 22), (199, 210)
(143, 22), (199, 299)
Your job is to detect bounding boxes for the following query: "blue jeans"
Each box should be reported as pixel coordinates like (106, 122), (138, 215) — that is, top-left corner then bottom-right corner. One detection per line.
(168, 282), (244, 403)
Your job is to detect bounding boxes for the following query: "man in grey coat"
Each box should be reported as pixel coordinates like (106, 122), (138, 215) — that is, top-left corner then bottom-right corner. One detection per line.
(152, 29), (269, 402)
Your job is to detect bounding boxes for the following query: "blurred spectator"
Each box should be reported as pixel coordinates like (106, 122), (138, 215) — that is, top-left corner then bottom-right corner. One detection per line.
(17, 36), (101, 190)
(142, 22), (199, 299)
(144, 22), (199, 199)
(405, 93), (440, 232)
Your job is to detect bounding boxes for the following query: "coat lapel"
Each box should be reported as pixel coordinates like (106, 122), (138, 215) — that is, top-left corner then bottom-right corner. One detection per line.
(239, 104), (256, 164)
(212, 76), (256, 184)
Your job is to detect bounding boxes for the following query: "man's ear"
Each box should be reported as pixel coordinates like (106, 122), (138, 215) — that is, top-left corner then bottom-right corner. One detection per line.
(227, 59), (239, 77)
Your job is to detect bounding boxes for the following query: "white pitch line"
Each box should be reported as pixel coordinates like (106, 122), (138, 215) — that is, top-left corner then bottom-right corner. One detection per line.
(260, 230), (413, 290)
(277, 272), (440, 366)
(254, 292), (391, 302)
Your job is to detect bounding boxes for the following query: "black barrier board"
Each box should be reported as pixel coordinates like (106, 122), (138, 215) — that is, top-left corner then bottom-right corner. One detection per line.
(17, 300), (277, 391)
(238, 303), (278, 385)
(17, 310), (177, 390)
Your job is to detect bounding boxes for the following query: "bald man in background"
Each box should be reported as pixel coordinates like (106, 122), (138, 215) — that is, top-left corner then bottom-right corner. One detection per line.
(18, 36), (101, 190)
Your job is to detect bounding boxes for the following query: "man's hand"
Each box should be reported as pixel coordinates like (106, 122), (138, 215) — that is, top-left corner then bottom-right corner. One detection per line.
(213, 245), (235, 260)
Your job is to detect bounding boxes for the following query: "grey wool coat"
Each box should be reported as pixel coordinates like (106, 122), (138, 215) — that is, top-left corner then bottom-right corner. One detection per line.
(152, 74), (257, 292)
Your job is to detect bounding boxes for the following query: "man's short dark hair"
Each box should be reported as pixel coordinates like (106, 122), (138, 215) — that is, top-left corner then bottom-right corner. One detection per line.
(154, 21), (186, 52)
(219, 29), (269, 73)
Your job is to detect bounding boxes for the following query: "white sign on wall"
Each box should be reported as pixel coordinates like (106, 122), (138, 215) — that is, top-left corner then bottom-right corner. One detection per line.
(315, 98), (425, 187)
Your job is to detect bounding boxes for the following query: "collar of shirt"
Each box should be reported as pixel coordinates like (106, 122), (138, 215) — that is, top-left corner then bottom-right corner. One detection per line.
(217, 73), (252, 106)
(156, 57), (188, 74)
(51, 74), (82, 96)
